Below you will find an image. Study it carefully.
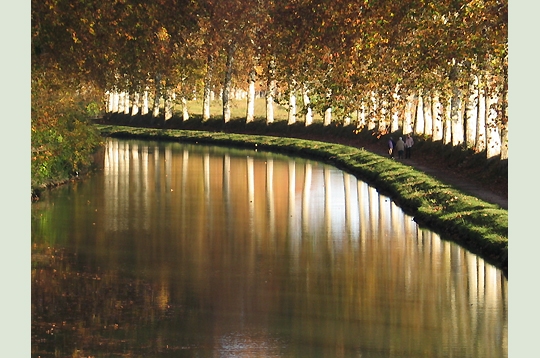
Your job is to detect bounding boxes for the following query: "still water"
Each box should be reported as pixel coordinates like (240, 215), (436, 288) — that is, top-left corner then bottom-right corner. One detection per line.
(32, 138), (507, 357)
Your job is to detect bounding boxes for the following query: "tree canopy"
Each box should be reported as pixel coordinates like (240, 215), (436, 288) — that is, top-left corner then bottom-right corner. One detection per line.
(31, 0), (508, 190)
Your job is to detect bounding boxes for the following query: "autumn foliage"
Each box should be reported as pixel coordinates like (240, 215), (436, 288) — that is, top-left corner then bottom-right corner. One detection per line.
(31, 0), (508, 192)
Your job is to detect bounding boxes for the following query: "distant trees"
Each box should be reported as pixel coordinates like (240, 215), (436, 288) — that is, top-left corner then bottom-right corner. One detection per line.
(32, 0), (508, 164)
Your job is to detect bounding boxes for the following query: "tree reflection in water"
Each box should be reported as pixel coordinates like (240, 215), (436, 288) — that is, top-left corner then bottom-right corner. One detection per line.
(31, 138), (507, 357)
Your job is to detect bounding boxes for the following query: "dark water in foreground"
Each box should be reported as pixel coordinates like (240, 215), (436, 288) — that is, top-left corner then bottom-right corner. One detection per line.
(31, 138), (507, 357)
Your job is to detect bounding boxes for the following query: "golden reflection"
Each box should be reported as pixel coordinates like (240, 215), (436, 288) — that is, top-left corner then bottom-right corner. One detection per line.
(32, 138), (508, 358)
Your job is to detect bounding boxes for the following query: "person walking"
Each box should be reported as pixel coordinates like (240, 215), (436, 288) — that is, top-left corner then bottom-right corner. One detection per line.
(405, 134), (414, 159)
(395, 137), (405, 159)
(388, 137), (395, 158)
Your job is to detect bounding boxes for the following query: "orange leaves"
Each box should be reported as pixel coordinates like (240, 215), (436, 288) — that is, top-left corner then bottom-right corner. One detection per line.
(155, 26), (171, 42)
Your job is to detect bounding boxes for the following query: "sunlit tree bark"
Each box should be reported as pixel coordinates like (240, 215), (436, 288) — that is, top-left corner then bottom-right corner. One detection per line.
(202, 55), (213, 121)
(431, 92), (443, 141)
(246, 68), (256, 123)
(181, 97), (189, 121)
(288, 87), (297, 125)
(131, 92), (140, 116)
(302, 83), (313, 126)
(223, 43), (236, 123)
(141, 89), (149, 115)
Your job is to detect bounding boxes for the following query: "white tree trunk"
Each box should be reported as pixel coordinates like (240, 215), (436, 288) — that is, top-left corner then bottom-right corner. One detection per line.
(132, 92), (140, 116)
(266, 81), (275, 124)
(357, 102), (367, 129)
(223, 44), (236, 123)
(431, 92), (443, 141)
(152, 90), (161, 118)
(450, 87), (464, 146)
(181, 97), (189, 121)
(485, 89), (501, 158)
(203, 55), (213, 121)
(266, 60), (276, 124)
(324, 107), (332, 126)
(414, 91), (425, 135)
(141, 89), (149, 115)
(443, 97), (452, 145)
(288, 89), (297, 125)
(164, 89), (173, 121)
(403, 93), (415, 135)
(246, 70), (256, 123)
(378, 98), (389, 133)
(423, 94), (433, 136)
(112, 91), (120, 113)
(106, 91), (112, 113)
(391, 85), (400, 133)
(475, 82), (486, 152)
(500, 71), (508, 160)
(124, 92), (130, 115)
(465, 75), (479, 147)
(367, 92), (377, 131)
(303, 84), (313, 126)
(118, 91), (125, 113)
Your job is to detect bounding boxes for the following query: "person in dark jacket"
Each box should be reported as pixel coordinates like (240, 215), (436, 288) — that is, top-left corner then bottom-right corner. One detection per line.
(405, 134), (414, 159)
(388, 137), (395, 158)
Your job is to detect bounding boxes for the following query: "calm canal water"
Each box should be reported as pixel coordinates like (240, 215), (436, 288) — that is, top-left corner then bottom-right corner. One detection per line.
(31, 138), (507, 357)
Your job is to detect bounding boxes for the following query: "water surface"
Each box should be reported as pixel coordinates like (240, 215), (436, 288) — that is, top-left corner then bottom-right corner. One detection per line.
(31, 138), (507, 357)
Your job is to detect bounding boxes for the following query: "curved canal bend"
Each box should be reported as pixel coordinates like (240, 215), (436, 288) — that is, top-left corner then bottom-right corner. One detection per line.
(32, 138), (507, 357)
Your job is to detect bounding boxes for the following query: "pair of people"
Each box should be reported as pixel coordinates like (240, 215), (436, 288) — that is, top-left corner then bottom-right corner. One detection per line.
(388, 134), (414, 159)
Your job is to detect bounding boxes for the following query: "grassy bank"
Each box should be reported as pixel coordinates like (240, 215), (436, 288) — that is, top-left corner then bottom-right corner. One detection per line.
(95, 124), (508, 274)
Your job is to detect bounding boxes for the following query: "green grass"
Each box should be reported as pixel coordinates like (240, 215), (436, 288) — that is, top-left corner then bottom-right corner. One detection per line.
(95, 123), (508, 274)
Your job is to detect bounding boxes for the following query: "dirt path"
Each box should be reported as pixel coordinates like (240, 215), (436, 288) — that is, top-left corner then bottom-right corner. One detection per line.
(296, 133), (508, 210)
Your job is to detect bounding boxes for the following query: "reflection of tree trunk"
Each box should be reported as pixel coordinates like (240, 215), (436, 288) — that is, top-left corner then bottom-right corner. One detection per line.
(302, 162), (312, 233)
(204, 152), (210, 205)
(324, 167), (332, 236)
(266, 159), (275, 238)
(247, 157), (255, 236)
(288, 161), (296, 238)
(343, 173), (352, 235)
(357, 182), (367, 246)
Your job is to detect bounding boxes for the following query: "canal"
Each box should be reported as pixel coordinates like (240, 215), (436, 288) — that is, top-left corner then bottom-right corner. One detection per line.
(31, 137), (507, 357)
